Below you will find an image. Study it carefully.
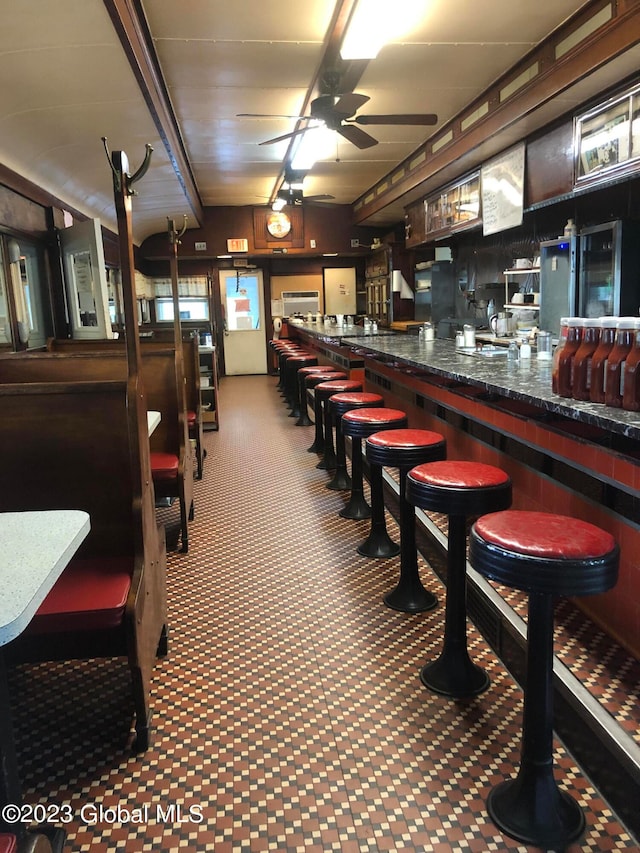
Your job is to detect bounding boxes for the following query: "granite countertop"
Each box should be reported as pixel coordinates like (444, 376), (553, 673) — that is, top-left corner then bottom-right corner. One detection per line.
(292, 322), (397, 344)
(339, 335), (640, 441)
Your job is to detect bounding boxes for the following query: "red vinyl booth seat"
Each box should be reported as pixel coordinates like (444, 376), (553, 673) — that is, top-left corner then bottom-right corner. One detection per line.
(0, 835), (16, 853)
(150, 451), (179, 480)
(30, 557), (132, 633)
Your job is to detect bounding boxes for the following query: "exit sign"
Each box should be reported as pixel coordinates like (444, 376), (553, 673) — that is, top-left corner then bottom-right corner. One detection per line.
(227, 238), (249, 253)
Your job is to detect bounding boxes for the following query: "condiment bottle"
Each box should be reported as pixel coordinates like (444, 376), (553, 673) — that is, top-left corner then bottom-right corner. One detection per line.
(571, 318), (602, 400)
(556, 318), (585, 398)
(589, 317), (618, 404)
(622, 318), (640, 412)
(605, 317), (637, 408)
(551, 317), (570, 393)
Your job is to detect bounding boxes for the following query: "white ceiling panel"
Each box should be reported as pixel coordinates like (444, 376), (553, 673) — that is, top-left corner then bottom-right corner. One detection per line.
(0, 1), (629, 244)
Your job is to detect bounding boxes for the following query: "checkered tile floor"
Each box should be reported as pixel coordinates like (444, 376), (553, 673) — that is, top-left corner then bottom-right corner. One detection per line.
(7, 375), (638, 851)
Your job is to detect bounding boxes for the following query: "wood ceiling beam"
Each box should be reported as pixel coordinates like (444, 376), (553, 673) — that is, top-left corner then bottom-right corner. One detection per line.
(102, 0), (205, 226)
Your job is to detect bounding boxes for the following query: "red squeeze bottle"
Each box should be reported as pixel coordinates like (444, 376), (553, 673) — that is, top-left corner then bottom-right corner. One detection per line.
(589, 317), (618, 404)
(622, 319), (640, 412)
(551, 318), (570, 394)
(604, 318), (636, 408)
(556, 318), (585, 398)
(572, 318), (602, 400)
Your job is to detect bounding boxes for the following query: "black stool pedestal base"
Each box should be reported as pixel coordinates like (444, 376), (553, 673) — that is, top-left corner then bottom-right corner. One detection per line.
(357, 530), (399, 559)
(340, 495), (370, 519)
(384, 585), (437, 613)
(326, 469), (351, 490)
(487, 772), (585, 850)
(420, 653), (489, 697)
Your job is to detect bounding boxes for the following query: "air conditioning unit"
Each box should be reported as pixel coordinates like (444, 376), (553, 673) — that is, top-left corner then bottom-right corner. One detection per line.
(281, 291), (320, 316)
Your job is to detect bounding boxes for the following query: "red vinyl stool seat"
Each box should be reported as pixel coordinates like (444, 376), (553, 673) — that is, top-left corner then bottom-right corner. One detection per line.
(305, 371), (348, 454)
(282, 355), (318, 415)
(340, 408), (408, 555)
(313, 380), (363, 470)
(406, 461), (511, 694)
(326, 392), (384, 491)
(295, 365), (337, 426)
(469, 511), (619, 850)
(149, 451), (179, 479)
(0, 835), (17, 853)
(366, 429), (446, 612)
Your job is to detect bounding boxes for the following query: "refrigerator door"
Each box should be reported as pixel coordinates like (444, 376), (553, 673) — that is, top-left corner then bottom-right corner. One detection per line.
(578, 220), (621, 317)
(539, 237), (577, 338)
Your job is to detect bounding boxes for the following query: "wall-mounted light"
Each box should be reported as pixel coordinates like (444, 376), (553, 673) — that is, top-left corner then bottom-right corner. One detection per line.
(340, 0), (425, 60)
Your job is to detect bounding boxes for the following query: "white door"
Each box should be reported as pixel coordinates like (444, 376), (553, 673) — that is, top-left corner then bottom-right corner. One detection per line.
(60, 219), (113, 339)
(221, 269), (267, 375)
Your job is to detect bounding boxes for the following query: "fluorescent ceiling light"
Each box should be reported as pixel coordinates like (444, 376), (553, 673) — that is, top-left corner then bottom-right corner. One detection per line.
(291, 125), (334, 170)
(340, 0), (425, 60)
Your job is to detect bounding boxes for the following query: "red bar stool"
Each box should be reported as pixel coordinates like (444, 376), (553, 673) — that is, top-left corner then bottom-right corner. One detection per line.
(295, 365), (337, 426)
(282, 354), (318, 415)
(276, 346), (307, 391)
(406, 461), (512, 693)
(366, 429), (446, 612)
(314, 379), (363, 470)
(326, 392), (384, 490)
(469, 511), (619, 850)
(340, 408), (408, 555)
(306, 371), (348, 454)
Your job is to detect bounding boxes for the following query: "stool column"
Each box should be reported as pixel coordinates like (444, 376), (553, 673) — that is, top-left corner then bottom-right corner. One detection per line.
(339, 436), (369, 519)
(420, 514), (488, 695)
(357, 463), (399, 558)
(383, 466), (436, 612)
(487, 592), (585, 848)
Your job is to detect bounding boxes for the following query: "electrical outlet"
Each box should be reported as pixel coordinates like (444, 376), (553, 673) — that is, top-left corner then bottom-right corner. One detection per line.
(195, 241), (207, 251)
(310, 239), (316, 248)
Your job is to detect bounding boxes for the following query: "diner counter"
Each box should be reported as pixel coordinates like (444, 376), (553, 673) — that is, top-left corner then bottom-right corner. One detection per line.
(339, 333), (640, 442)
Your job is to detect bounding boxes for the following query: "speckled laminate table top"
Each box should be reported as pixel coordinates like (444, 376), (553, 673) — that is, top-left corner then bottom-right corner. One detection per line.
(0, 509), (90, 645)
(340, 334), (640, 441)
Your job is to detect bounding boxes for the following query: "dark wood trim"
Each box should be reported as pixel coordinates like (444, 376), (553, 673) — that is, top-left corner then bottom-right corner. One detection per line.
(102, 0), (205, 226)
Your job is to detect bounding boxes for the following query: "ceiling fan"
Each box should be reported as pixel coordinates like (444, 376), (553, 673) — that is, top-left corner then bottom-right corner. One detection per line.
(238, 92), (438, 150)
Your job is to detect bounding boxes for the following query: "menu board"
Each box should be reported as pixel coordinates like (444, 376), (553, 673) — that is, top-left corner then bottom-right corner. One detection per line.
(481, 143), (525, 236)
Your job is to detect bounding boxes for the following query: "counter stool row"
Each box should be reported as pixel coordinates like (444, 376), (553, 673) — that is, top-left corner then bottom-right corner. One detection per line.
(300, 374), (619, 850)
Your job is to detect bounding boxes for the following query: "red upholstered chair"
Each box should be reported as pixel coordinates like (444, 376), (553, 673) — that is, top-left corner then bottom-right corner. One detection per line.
(469, 511), (619, 850)
(406, 461), (511, 693)
(366, 429), (446, 613)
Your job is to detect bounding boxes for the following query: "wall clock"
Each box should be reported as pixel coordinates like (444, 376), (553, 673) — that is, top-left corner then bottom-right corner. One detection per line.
(266, 211), (292, 239)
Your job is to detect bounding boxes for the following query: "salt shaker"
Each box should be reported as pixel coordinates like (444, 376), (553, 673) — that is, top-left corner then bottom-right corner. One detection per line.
(507, 340), (519, 362)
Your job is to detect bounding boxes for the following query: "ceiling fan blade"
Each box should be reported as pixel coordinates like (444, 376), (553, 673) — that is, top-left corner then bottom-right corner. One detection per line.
(331, 92), (370, 117)
(259, 127), (311, 146)
(337, 124), (378, 149)
(353, 113), (438, 126)
(305, 194), (335, 201)
(237, 112), (313, 120)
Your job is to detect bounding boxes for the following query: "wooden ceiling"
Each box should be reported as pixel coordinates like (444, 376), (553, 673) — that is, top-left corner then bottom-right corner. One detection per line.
(1, 1), (639, 245)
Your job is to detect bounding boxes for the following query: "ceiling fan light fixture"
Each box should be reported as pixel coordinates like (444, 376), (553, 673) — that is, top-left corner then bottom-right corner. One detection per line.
(291, 125), (334, 170)
(272, 195), (287, 212)
(340, 0), (425, 60)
